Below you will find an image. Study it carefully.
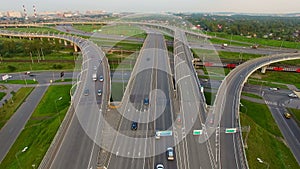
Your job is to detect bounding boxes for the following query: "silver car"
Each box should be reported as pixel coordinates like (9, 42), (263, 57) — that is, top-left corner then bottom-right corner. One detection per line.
(156, 164), (164, 169)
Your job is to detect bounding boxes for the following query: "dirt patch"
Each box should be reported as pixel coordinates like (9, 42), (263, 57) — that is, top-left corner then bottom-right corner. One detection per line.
(0, 85), (7, 90)
(250, 72), (263, 79)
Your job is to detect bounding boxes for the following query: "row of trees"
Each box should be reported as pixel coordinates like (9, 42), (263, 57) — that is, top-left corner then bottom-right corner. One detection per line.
(0, 38), (65, 58)
(179, 13), (300, 42)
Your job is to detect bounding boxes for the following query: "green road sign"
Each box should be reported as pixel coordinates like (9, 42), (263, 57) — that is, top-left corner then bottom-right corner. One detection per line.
(225, 128), (237, 133)
(156, 130), (172, 137)
(193, 130), (202, 135)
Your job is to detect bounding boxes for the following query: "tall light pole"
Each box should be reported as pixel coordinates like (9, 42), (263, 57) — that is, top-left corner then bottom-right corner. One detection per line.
(257, 158), (270, 169)
(15, 146), (28, 169)
(15, 151), (22, 169)
(55, 96), (63, 123)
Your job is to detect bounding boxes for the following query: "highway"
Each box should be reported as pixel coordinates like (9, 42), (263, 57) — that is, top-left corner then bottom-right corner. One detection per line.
(54, 24), (296, 56)
(262, 91), (300, 164)
(1, 22), (300, 169)
(0, 85), (48, 163)
(106, 30), (176, 169)
(48, 37), (108, 169)
(215, 53), (300, 169)
(173, 29), (216, 169)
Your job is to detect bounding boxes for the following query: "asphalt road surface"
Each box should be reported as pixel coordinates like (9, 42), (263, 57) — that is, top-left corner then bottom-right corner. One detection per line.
(48, 38), (107, 169)
(173, 30), (216, 169)
(0, 85), (48, 163)
(106, 31), (176, 169)
(262, 91), (300, 165)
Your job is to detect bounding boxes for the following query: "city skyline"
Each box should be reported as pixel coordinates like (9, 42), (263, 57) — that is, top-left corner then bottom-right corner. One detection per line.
(0, 0), (299, 14)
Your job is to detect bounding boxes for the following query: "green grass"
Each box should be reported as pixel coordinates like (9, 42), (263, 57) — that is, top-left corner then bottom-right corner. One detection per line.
(1, 27), (61, 34)
(241, 92), (263, 99)
(250, 71), (300, 89)
(111, 82), (127, 102)
(240, 99), (282, 137)
(73, 24), (104, 32)
(209, 38), (251, 47)
(107, 51), (136, 70)
(203, 91), (216, 105)
(0, 85), (7, 90)
(207, 32), (300, 49)
(0, 62), (75, 73)
(202, 67), (231, 76)
(2, 51), (76, 61)
(94, 40), (143, 51)
(192, 48), (263, 61)
(198, 75), (225, 81)
(164, 35), (174, 41)
(54, 79), (73, 83)
(247, 79), (288, 90)
(0, 80), (38, 85)
(100, 24), (146, 39)
(274, 60), (300, 66)
(0, 87), (34, 130)
(287, 108), (300, 127)
(0, 85), (71, 169)
(240, 99), (299, 169)
(0, 92), (6, 100)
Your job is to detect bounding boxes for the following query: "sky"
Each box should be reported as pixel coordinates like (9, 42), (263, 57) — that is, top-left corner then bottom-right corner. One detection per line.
(0, 0), (299, 14)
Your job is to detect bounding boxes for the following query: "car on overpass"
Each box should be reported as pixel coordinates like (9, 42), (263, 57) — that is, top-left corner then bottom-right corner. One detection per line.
(166, 147), (174, 160)
(97, 89), (102, 96)
(288, 93), (298, 98)
(143, 97), (149, 105)
(131, 122), (138, 130)
(284, 112), (292, 119)
(84, 89), (89, 96)
(99, 75), (104, 82)
(156, 164), (164, 169)
(269, 87), (279, 91)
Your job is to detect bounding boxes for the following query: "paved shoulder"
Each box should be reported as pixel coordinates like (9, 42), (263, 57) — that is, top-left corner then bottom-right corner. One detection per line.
(0, 85), (49, 163)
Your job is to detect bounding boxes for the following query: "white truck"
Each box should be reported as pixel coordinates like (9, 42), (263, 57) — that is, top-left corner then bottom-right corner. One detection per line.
(92, 73), (97, 81)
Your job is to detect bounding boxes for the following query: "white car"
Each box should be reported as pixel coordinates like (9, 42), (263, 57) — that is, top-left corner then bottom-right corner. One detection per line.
(269, 87), (279, 91)
(99, 75), (104, 82)
(288, 93), (297, 98)
(156, 164), (164, 169)
(97, 89), (102, 96)
(166, 147), (174, 160)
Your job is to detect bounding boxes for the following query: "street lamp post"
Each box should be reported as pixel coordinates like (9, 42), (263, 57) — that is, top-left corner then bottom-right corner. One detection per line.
(15, 146), (28, 169)
(240, 103), (248, 114)
(15, 151), (22, 169)
(55, 97), (63, 123)
(257, 157), (270, 169)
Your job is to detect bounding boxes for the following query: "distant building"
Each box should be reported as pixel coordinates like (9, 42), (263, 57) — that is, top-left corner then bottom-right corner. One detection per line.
(7, 11), (22, 18)
(85, 10), (106, 15)
(63, 13), (73, 18)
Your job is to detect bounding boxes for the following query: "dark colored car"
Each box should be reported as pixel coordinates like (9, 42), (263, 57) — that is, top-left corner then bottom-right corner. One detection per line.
(144, 97), (149, 105)
(84, 89), (89, 96)
(131, 122), (138, 130)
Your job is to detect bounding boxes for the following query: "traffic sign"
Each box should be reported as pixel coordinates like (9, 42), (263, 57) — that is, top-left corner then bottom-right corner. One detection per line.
(225, 128), (237, 133)
(156, 130), (172, 137)
(193, 130), (202, 135)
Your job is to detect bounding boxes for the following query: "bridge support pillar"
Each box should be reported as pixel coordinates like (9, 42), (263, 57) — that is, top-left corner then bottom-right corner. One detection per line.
(48, 38), (50, 41)
(74, 45), (78, 52)
(40, 37), (43, 41)
(64, 40), (68, 46)
(59, 39), (62, 44)
(261, 66), (268, 74)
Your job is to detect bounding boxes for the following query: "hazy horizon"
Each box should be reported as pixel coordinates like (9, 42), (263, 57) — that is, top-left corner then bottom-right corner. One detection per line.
(0, 0), (299, 14)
